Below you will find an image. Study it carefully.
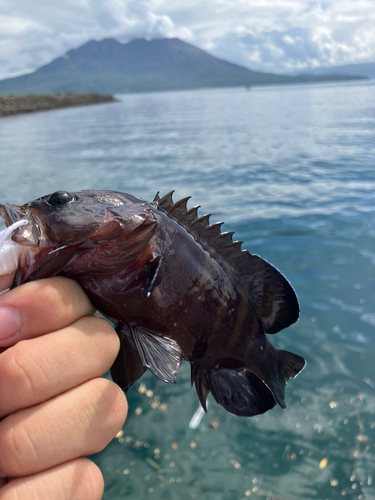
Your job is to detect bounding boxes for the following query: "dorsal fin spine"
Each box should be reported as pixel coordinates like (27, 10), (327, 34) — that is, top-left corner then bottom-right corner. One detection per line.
(169, 196), (191, 213)
(223, 241), (243, 249)
(191, 213), (211, 225)
(158, 190), (175, 211)
(179, 205), (200, 224)
(218, 231), (234, 240)
(172, 196), (191, 208)
(205, 222), (223, 233)
(152, 191), (161, 205)
(190, 214), (212, 232)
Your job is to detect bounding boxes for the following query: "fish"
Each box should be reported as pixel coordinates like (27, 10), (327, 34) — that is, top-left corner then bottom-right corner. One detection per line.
(0, 189), (305, 417)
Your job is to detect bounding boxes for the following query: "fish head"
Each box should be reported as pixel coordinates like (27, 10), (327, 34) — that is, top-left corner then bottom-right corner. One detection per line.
(0, 190), (157, 286)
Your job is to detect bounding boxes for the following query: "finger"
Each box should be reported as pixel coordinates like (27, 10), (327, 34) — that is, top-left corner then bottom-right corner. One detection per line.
(0, 272), (15, 294)
(0, 458), (104, 500)
(0, 316), (120, 418)
(0, 277), (96, 347)
(0, 378), (127, 478)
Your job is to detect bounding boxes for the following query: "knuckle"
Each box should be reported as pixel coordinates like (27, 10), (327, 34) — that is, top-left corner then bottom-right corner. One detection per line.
(0, 426), (16, 476)
(0, 343), (38, 409)
(35, 279), (77, 325)
(0, 422), (33, 477)
(51, 277), (95, 317)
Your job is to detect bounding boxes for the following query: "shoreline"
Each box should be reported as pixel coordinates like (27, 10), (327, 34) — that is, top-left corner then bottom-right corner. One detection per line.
(0, 93), (117, 117)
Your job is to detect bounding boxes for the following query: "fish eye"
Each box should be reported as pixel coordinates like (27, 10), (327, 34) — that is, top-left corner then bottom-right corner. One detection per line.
(47, 191), (75, 206)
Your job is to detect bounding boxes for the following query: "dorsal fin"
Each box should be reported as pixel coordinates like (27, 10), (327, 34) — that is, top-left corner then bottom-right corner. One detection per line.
(231, 252), (299, 333)
(153, 192), (299, 334)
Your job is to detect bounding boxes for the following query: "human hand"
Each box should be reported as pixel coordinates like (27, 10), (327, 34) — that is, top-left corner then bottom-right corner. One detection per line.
(0, 277), (128, 500)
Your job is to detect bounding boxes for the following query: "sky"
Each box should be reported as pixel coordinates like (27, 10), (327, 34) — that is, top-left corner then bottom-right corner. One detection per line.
(0, 0), (374, 80)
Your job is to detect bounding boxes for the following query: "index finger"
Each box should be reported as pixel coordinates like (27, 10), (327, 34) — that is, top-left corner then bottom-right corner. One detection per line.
(0, 277), (96, 347)
(0, 272), (15, 294)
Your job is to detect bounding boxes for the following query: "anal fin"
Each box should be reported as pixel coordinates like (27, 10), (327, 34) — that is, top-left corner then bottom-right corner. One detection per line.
(191, 364), (210, 412)
(207, 367), (277, 417)
(191, 364), (277, 417)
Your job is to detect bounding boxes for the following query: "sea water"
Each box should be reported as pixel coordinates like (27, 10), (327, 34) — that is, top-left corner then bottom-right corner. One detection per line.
(0, 80), (374, 500)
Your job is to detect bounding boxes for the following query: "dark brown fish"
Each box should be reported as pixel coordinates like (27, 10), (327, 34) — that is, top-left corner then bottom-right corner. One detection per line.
(0, 189), (305, 417)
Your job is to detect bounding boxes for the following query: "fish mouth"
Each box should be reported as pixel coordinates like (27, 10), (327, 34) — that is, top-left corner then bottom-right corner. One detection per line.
(1, 204), (27, 227)
(0, 203), (40, 247)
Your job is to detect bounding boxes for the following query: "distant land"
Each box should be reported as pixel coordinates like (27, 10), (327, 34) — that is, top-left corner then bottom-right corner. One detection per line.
(289, 62), (375, 80)
(0, 94), (116, 117)
(0, 37), (368, 96)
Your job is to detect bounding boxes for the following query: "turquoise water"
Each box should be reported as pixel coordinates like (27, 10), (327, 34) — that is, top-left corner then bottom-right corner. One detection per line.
(0, 81), (375, 499)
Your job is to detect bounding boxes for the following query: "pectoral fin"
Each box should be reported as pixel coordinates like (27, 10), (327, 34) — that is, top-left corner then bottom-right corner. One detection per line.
(117, 242), (163, 298)
(140, 253), (163, 298)
(128, 323), (182, 384)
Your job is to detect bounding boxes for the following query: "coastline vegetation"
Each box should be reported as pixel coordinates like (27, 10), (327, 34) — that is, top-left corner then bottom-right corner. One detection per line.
(0, 93), (116, 117)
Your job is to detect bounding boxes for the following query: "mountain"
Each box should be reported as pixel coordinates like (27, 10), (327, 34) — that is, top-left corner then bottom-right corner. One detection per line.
(0, 37), (368, 96)
(290, 62), (375, 80)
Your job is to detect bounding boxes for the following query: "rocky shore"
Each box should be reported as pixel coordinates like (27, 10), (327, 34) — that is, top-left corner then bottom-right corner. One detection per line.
(0, 93), (117, 117)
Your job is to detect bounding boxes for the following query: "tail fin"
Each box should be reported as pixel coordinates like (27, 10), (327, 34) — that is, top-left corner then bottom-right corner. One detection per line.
(260, 349), (306, 410)
(278, 349), (306, 381)
(192, 349), (305, 417)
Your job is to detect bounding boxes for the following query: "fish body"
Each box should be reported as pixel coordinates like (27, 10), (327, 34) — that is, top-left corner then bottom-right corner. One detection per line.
(0, 190), (305, 417)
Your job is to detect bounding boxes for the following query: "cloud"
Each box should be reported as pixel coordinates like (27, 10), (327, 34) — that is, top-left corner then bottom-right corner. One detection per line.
(155, 0), (375, 73)
(0, 0), (374, 80)
(0, 0), (183, 79)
